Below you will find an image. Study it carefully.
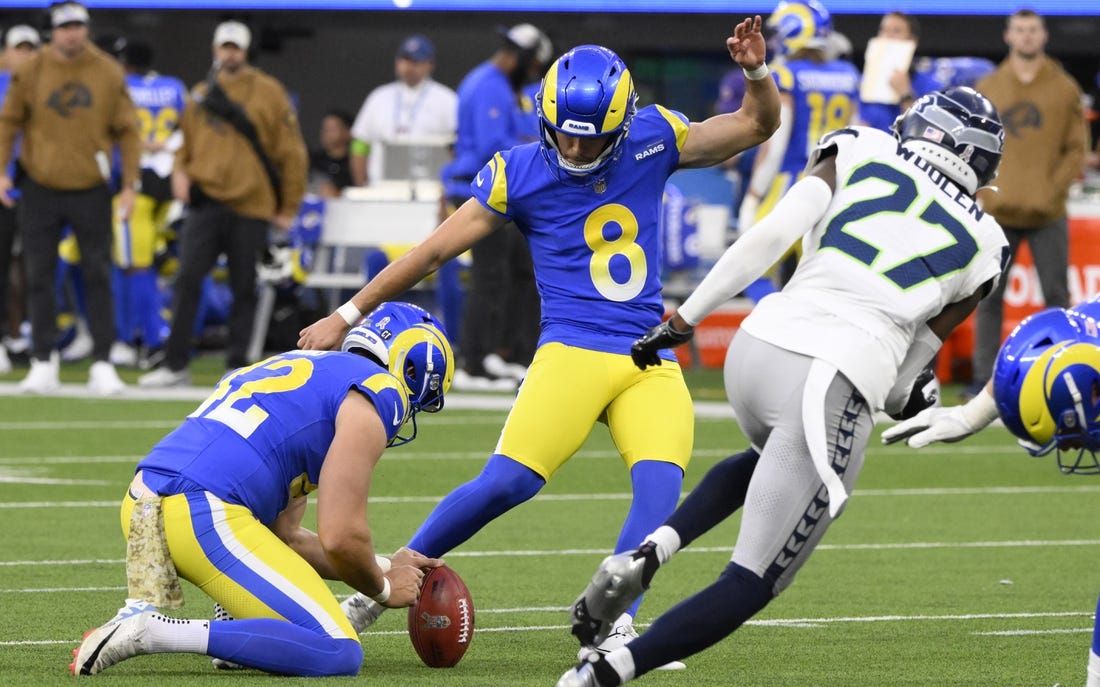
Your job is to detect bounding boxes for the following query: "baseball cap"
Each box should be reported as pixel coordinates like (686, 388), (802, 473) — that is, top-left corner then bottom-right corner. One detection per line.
(396, 34), (434, 62)
(51, 2), (90, 28)
(498, 23), (552, 64)
(213, 21), (251, 51)
(5, 25), (41, 49)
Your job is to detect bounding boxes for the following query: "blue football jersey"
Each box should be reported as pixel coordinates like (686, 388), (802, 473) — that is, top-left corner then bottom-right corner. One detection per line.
(126, 72), (187, 165)
(772, 59), (861, 176)
(137, 350), (410, 525)
(470, 104), (688, 358)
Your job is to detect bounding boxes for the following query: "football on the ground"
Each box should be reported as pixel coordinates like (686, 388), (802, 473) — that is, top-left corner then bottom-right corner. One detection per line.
(407, 565), (475, 668)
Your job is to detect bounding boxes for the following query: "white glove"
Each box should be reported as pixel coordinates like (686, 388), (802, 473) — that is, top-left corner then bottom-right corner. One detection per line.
(881, 385), (998, 449)
(881, 405), (975, 448)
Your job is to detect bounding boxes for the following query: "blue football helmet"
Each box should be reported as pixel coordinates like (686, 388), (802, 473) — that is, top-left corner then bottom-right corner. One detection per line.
(1068, 296), (1100, 338)
(992, 308), (1090, 441)
(342, 302), (454, 415)
(537, 44), (637, 181)
(766, 0), (832, 58)
(1011, 341), (1100, 474)
(891, 86), (1004, 194)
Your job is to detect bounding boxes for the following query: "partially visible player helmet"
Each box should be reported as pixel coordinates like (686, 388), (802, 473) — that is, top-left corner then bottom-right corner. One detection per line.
(341, 301), (447, 368)
(342, 302), (453, 414)
(1068, 296), (1100, 338)
(993, 308), (1088, 440)
(1013, 341), (1100, 474)
(766, 0), (832, 58)
(892, 86), (1004, 195)
(537, 44), (637, 182)
(386, 323), (454, 414)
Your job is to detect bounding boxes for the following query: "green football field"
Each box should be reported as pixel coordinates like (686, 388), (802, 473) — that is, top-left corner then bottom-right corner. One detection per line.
(0, 371), (1094, 686)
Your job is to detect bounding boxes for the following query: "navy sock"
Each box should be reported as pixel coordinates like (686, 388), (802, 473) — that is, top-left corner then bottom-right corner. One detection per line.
(407, 454), (544, 557)
(207, 619), (362, 677)
(666, 448), (759, 548)
(627, 562), (773, 677)
(615, 461), (683, 617)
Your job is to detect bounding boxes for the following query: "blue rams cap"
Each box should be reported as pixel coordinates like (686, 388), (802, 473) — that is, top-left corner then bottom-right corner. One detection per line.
(397, 34), (435, 62)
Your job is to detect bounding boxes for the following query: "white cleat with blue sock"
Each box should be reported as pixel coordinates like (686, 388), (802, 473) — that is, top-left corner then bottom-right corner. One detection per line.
(70, 598), (157, 675)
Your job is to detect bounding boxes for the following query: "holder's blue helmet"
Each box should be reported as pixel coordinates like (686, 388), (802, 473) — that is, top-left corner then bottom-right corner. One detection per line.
(537, 44), (637, 182)
(342, 302), (453, 415)
(892, 86), (1004, 194)
(767, 0), (832, 57)
(993, 308), (1089, 440)
(1011, 341), (1100, 474)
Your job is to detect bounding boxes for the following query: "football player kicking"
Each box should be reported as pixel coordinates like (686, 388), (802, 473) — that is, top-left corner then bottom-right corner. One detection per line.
(557, 86), (1007, 686)
(882, 298), (1100, 687)
(298, 16), (780, 664)
(71, 303), (452, 677)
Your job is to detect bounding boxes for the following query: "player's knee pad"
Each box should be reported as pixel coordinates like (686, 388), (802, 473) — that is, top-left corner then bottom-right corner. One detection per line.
(479, 454), (545, 507)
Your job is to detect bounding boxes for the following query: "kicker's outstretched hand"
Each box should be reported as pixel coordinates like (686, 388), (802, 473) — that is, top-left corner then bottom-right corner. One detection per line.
(727, 15), (767, 70)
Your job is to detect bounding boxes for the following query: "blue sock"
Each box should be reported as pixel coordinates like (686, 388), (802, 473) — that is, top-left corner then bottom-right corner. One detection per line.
(626, 562), (773, 678)
(112, 267), (133, 344)
(207, 619), (362, 677)
(666, 448), (759, 548)
(616, 461), (683, 618)
(407, 454), (544, 557)
(1093, 594), (1100, 655)
(130, 268), (165, 347)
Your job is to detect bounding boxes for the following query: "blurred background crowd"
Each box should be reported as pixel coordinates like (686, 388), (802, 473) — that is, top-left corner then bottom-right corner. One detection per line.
(0, 0), (1098, 394)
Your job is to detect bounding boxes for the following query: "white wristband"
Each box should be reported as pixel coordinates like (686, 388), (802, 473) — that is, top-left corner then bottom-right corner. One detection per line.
(370, 577), (391, 604)
(336, 301), (362, 327)
(374, 554), (392, 573)
(961, 385), (999, 431)
(743, 63), (769, 81)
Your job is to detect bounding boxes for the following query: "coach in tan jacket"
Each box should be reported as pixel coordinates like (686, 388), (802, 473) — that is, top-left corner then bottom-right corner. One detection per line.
(0, 1), (140, 396)
(968, 8), (1089, 396)
(140, 21), (307, 387)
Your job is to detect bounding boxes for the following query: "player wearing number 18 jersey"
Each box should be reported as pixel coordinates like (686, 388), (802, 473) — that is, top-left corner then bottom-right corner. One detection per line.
(739, 0), (860, 236)
(298, 18), (780, 660)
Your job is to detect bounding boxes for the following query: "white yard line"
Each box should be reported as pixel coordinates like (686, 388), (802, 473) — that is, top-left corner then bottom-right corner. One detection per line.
(3, 537), (1100, 569)
(2, 610), (1090, 646)
(3, 482), (1100, 507)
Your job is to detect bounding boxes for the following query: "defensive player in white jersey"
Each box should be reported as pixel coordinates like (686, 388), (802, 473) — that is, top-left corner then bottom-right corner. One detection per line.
(557, 86), (1008, 687)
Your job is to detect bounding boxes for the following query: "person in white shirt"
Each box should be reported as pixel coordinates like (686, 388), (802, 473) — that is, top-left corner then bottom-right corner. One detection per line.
(349, 35), (457, 187)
